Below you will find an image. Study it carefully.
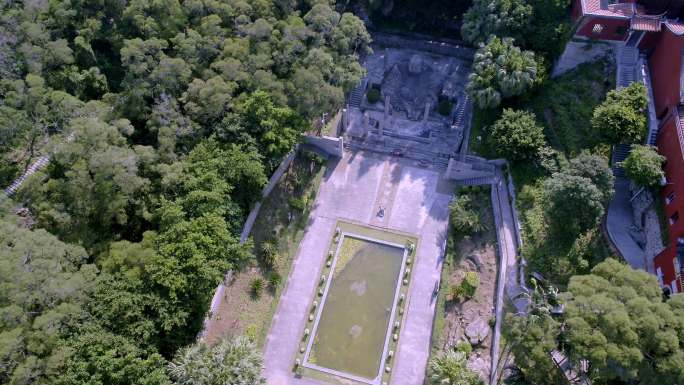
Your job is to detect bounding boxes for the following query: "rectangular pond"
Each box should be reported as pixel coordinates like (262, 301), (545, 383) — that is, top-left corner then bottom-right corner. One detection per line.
(304, 234), (406, 383)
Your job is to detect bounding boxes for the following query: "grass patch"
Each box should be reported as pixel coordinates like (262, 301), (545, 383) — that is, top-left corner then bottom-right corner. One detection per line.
(203, 150), (327, 347)
(522, 60), (615, 157)
(499, 61), (616, 287)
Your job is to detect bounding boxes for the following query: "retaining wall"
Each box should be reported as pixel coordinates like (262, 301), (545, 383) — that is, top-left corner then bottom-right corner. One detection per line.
(304, 135), (344, 158)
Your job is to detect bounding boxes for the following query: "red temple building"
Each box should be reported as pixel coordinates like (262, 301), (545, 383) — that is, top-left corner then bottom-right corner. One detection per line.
(566, 0), (684, 294)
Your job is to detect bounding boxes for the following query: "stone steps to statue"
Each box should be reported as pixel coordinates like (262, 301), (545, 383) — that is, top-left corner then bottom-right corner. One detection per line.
(454, 175), (498, 186)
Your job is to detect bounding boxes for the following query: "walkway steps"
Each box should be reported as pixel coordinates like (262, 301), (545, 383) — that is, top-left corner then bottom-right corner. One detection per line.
(347, 81), (365, 108)
(3, 155), (50, 196)
(453, 175), (497, 186)
(611, 144), (630, 177)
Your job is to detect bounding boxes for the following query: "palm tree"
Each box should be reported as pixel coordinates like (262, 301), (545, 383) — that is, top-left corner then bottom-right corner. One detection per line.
(168, 336), (265, 385)
(428, 350), (484, 385)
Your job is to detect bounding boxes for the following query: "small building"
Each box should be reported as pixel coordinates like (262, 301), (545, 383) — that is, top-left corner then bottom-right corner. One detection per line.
(567, 0), (684, 293)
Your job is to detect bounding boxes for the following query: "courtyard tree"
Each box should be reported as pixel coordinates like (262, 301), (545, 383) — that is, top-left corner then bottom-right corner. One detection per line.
(466, 37), (538, 109)
(591, 83), (648, 144)
(567, 152), (615, 203)
(449, 194), (486, 240)
(168, 336), (265, 385)
(620, 144), (666, 188)
(563, 259), (684, 384)
(489, 109), (546, 162)
(461, 0), (532, 45)
(542, 172), (605, 239)
(428, 349), (483, 385)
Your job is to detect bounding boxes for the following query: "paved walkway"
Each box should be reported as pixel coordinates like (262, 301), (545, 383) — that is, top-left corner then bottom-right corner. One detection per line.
(263, 150), (452, 385)
(606, 177), (647, 270)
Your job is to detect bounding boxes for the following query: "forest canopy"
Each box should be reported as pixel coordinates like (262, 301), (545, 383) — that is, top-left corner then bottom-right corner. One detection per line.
(0, 0), (369, 383)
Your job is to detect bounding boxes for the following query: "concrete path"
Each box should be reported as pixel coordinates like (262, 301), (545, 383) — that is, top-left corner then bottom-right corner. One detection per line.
(489, 172), (525, 385)
(263, 150), (452, 385)
(606, 177), (647, 270)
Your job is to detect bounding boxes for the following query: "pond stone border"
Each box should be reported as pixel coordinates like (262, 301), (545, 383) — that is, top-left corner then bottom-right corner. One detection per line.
(301, 231), (409, 385)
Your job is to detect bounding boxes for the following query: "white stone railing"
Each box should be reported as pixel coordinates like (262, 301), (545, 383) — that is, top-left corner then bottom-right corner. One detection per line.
(639, 58), (660, 146)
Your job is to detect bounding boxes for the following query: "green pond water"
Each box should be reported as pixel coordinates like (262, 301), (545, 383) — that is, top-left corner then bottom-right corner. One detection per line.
(309, 236), (404, 380)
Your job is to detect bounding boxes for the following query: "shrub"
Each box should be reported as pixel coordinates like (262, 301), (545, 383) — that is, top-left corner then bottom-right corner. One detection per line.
(367, 88), (380, 104)
(428, 350), (483, 385)
(461, 272), (480, 298)
(288, 196), (306, 212)
(449, 194), (487, 239)
(250, 278), (264, 298)
(267, 271), (282, 290)
(303, 150), (326, 166)
(620, 144), (665, 187)
(437, 99), (453, 116)
(591, 82), (648, 144)
(451, 272), (480, 300)
(260, 240), (279, 269)
(455, 341), (473, 356)
(489, 109), (546, 162)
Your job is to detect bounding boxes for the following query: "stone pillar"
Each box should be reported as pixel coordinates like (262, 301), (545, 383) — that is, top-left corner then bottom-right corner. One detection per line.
(381, 95), (390, 135)
(341, 107), (348, 137)
(422, 102), (430, 126)
(384, 48), (389, 71)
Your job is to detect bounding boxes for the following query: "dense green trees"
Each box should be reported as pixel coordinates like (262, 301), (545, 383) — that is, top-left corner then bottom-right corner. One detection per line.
(461, 0), (570, 61)
(0, 200), (97, 384)
(0, 0), (368, 383)
(466, 37), (538, 109)
(461, 0), (532, 45)
(621, 144), (666, 188)
(488, 109), (546, 162)
(592, 83), (648, 145)
(508, 260), (684, 385)
(563, 259), (684, 384)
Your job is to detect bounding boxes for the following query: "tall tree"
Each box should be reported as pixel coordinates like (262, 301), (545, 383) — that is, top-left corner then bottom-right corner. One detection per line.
(591, 83), (648, 145)
(621, 144), (666, 188)
(563, 259), (684, 384)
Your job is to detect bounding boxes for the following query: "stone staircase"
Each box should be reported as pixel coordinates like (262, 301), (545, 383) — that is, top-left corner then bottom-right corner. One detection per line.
(344, 137), (452, 171)
(452, 94), (470, 128)
(617, 46), (638, 88)
(611, 143), (630, 177)
(4, 155), (50, 196)
(453, 175), (497, 186)
(611, 45), (639, 176)
(347, 81), (365, 108)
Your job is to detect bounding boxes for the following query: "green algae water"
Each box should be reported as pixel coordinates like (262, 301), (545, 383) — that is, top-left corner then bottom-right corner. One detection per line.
(308, 236), (404, 380)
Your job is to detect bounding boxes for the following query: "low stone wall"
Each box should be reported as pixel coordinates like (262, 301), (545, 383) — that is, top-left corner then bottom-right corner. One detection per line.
(371, 30), (475, 61)
(304, 135), (344, 158)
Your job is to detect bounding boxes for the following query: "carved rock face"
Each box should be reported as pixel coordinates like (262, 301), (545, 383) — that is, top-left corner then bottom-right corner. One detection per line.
(408, 54), (423, 74)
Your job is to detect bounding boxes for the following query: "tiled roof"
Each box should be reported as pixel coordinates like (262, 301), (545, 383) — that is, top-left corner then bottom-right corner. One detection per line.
(665, 21), (684, 35)
(582, 0), (634, 18)
(631, 16), (662, 31)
